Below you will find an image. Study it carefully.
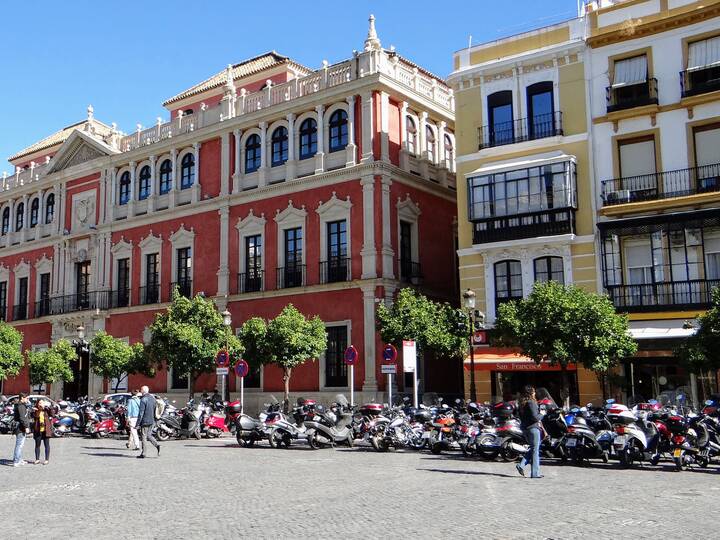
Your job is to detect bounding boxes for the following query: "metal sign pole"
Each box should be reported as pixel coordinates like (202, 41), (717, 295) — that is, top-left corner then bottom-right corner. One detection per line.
(388, 373), (392, 407)
(413, 368), (418, 409)
(221, 374), (226, 404)
(240, 376), (244, 414)
(349, 365), (354, 407)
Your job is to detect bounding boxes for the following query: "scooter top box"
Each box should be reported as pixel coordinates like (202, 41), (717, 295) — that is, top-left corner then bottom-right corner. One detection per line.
(359, 403), (383, 417)
(607, 406), (635, 425)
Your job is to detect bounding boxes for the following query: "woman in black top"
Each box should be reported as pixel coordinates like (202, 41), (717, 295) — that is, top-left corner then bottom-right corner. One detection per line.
(516, 385), (543, 478)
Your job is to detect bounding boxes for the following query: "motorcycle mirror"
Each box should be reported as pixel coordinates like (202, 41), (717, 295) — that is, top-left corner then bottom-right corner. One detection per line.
(705, 400), (713, 405)
(455, 398), (461, 404)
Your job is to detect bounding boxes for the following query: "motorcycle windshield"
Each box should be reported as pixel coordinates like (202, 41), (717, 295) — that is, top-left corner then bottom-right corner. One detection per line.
(335, 394), (349, 407)
(535, 387), (558, 410)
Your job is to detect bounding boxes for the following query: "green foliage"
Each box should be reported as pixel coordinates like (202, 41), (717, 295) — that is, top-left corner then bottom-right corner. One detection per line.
(677, 288), (720, 373)
(147, 292), (242, 392)
(27, 339), (76, 386)
(90, 331), (155, 392)
(494, 281), (637, 373)
(236, 317), (270, 373)
(376, 288), (467, 358)
(0, 322), (24, 382)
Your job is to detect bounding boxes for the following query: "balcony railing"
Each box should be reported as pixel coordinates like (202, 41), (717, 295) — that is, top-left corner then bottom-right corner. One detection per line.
(601, 163), (720, 206)
(478, 112), (563, 150)
(238, 270), (264, 293)
(681, 66), (720, 98)
(606, 279), (720, 312)
(399, 260), (422, 284)
(0, 305), (5, 322)
(606, 79), (658, 113)
(34, 298), (50, 318)
(12, 303), (27, 321)
(48, 291), (111, 315)
(472, 207), (576, 245)
(110, 289), (130, 308)
(139, 284), (160, 305)
(277, 265), (305, 289)
(320, 258), (351, 284)
(169, 280), (192, 298)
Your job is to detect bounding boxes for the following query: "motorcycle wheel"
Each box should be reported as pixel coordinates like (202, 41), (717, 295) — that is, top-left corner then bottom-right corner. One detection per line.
(674, 453), (688, 471)
(697, 456), (709, 468)
(207, 428), (220, 439)
(460, 443), (472, 457)
(345, 435), (354, 448)
(431, 442), (443, 455)
(499, 441), (520, 462)
(649, 454), (660, 466)
(307, 431), (321, 450)
(269, 430), (286, 449)
(619, 449), (633, 468)
(52, 427), (65, 438)
(370, 434), (387, 452)
(156, 429), (171, 442)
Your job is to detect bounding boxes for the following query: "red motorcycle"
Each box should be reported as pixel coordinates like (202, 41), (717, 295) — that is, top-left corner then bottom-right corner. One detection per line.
(202, 402), (229, 438)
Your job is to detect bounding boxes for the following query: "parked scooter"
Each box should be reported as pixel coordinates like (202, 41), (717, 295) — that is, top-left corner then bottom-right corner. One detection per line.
(267, 398), (316, 448)
(304, 394), (354, 449)
(235, 397), (281, 447)
(155, 400), (202, 441)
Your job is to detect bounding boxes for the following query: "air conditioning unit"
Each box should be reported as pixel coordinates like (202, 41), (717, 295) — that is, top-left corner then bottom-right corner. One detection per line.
(605, 189), (631, 204)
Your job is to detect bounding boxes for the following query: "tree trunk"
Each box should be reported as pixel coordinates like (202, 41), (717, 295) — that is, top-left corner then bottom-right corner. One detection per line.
(283, 366), (292, 413)
(189, 372), (195, 401)
(560, 364), (570, 410)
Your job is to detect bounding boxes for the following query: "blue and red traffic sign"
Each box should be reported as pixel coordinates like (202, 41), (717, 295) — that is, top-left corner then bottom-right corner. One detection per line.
(234, 359), (250, 378)
(382, 343), (398, 364)
(215, 349), (231, 368)
(344, 345), (358, 365)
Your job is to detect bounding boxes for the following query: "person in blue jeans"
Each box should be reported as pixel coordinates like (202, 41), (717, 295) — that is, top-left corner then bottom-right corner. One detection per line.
(12, 393), (31, 467)
(516, 385), (543, 478)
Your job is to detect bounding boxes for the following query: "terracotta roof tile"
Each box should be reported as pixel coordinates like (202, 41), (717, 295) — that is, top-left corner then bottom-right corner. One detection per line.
(9, 120), (114, 163)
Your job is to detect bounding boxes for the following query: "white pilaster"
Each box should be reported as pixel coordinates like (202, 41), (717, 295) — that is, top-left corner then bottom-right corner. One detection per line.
(232, 128), (242, 194)
(360, 91), (374, 163)
(148, 155), (157, 212)
(314, 105), (325, 173)
(286, 113), (297, 181)
(258, 122), (268, 187)
(108, 168), (117, 221)
(192, 142), (201, 203)
(169, 148), (178, 208)
(345, 95), (357, 166)
(220, 132), (230, 196)
(360, 174), (377, 279)
(379, 91), (390, 162)
(380, 174), (394, 278)
(217, 205), (230, 296)
(361, 284), (378, 392)
(35, 189), (42, 241)
(128, 161), (136, 216)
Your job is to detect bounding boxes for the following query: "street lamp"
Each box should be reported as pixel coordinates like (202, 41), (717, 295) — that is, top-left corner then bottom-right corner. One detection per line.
(221, 308), (232, 401)
(72, 325), (90, 400)
(463, 289), (479, 402)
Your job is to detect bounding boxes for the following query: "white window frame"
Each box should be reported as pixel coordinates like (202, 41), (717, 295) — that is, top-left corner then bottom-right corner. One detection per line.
(316, 193), (353, 264)
(13, 260), (30, 308)
(319, 320), (352, 391)
(397, 195), (421, 267)
(111, 238), (133, 298)
(138, 232), (163, 289)
(170, 224), (195, 294)
(167, 366), (191, 392)
(34, 255), (53, 309)
(274, 201), (307, 268)
(236, 210), (266, 281)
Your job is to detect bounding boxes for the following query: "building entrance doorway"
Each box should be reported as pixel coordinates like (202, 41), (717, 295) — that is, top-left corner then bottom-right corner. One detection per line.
(63, 345), (89, 400)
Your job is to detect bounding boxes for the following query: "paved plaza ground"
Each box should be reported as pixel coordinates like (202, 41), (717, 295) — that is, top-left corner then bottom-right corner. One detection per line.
(1, 434), (718, 539)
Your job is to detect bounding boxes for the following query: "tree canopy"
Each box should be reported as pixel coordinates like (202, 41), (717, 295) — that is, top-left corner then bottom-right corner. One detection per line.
(90, 331), (155, 392)
(27, 339), (76, 388)
(677, 287), (720, 374)
(0, 322), (24, 383)
(147, 292), (242, 395)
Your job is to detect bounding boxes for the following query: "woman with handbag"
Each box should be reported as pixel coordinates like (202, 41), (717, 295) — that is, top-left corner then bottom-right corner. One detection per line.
(515, 385), (544, 478)
(32, 400), (55, 465)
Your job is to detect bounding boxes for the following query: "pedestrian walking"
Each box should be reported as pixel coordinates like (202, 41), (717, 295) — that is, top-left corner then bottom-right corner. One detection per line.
(126, 389), (141, 450)
(32, 399), (55, 465)
(516, 385), (544, 479)
(11, 393), (31, 467)
(136, 385), (160, 458)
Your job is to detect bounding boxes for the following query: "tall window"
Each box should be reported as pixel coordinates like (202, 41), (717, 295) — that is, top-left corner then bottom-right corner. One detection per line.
(325, 220), (348, 283)
(116, 258), (130, 307)
(38, 273), (50, 317)
(29, 198), (39, 228)
(76, 261), (91, 309)
(488, 90), (514, 146)
(526, 81), (555, 139)
(159, 159), (172, 194)
(1, 207), (9, 234)
(534, 256), (564, 284)
(400, 220), (413, 280)
(299, 118), (317, 159)
(16, 277), (28, 320)
(144, 253), (159, 304)
(619, 136), (656, 179)
(494, 260), (523, 313)
(325, 326), (348, 387)
(406, 117), (417, 155)
(283, 227), (303, 288)
(44, 193), (54, 224)
(610, 54), (650, 109)
(693, 124), (720, 192)
(426, 126), (436, 162)
(119, 171), (131, 205)
(180, 153), (195, 189)
(15, 203), (24, 231)
(244, 235), (263, 292)
(444, 134), (454, 165)
(328, 109), (348, 152)
(0, 281), (6, 321)
(271, 126), (289, 167)
(176, 247), (192, 296)
(245, 134), (261, 173)
(138, 165), (151, 200)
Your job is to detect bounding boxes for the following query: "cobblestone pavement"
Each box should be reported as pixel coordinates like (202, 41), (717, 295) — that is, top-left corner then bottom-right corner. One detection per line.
(1, 434), (718, 539)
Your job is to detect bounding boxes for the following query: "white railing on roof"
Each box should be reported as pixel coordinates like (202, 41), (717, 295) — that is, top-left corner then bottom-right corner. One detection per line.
(1, 161), (51, 192)
(113, 49), (453, 153)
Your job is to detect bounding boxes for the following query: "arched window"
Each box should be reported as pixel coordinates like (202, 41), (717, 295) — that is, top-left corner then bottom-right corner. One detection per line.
(15, 202), (24, 231)
(45, 193), (55, 224)
(406, 117), (417, 155)
(328, 109), (348, 152)
(299, 118), (317, 160)
(1, 207), (9, 235)
(245, 134), (261, 173)
(271, 126), (289, 167)
(138, 165), (151, 200)
(426, 126), (436, 162)
(29, 198), (39, 228)
(159, 159), (172, 194)
(534, 256), (564, 284)
(494, 260), (522, 314)
(119, 171), (131, 205)
(444, 134), (454, 164)
(180, 153), (195, 190)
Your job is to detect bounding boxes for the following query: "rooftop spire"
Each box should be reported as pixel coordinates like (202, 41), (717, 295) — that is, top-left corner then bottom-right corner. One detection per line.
(364, 14), (381, 51)
(224, 64), (234, 89)
(87, 104), (94, 121)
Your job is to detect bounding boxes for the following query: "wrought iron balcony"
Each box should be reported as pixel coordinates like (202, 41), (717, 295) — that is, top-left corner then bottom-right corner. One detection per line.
(472, 207), (576, 245)
(34, 298), (50, 318)
(238, 270), (264, 293)
(169, 280), (192, 298)
(48, 291), (111, 315)
(601, 163), (720, 206)
(110, 289), (130, 308)
(606, 78), (658, 112)
(12, 303), (28, 321)
(399, 259), (422, 284)
(0, 305), (6, 322)
(606, 279), (720, 312)
(478, 112), (563, 150)
(277, 265), (305, 289)
(139, 284), (160, 305)
(320, 258), (351, 284)
(681, 67), (720, 98)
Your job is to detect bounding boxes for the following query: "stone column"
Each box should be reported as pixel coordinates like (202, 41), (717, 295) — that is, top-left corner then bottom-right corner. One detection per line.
(361, 284), (378, 392)
(220, 132), (231, 196)
(192, 142), (201, 203)
(232, 128), (242, 193)
(128, 161), (136, 216)
(360, 91), (374, 163)
(436, 120), (449, 186)
(21, 194), (28, 237)
(35, 189), (43, 240)
(345, 95), (357, 166)
(57, 182), (66, 235)
(108, 168), (117, 221)
(418, 112), (429, 179)
(217, 205), (230, 296)
(314, 105), (325, 173)
(360, 174), (377, 279)
(169, 148), (178, 208)
(399, 101), (410, 170)
(379, 91), (390, 162)
(380, 174), (394, 278)
(148, 155), (157, 211)
(52, 243), (60, 295)
(286, 113), (296, 181)
(258, 122), (268, 187)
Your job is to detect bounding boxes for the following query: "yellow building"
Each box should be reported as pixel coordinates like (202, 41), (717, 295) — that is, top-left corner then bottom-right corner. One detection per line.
(449, 18), (604, 405)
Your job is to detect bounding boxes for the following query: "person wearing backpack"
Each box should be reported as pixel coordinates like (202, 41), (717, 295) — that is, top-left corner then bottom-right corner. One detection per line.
(135, 386), (160, 458)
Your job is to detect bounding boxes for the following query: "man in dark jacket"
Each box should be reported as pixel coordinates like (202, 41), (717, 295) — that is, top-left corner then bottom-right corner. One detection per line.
(136, 386), (160, 458)
(12, 393), (31, 467)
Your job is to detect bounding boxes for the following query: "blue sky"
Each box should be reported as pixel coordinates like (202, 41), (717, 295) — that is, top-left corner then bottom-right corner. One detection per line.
(0, 0), (579, 168)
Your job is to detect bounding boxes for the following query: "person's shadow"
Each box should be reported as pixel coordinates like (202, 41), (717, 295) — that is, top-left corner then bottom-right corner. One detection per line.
(80, 452), (136, 459)
(418, 467), (516, 478)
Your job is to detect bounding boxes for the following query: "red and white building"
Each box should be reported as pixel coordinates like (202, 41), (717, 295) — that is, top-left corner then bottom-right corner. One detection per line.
(0, 17), (459, 406)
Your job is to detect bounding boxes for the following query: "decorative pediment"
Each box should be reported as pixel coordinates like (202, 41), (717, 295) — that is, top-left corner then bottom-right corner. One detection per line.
(139, 231), (163, 252)
(274, 200), (307, 225)
(316, 192), (352, 219)
(13, 259), (30, 276)
(397, 194), (421, 219)
(0, 263), (9, 281)
(46, 130), (118, 174)
(236, 209), (266, 233)
(170, 223), (195, 245)
(34, 254), (53, 273)
(111, 237), (133, 257)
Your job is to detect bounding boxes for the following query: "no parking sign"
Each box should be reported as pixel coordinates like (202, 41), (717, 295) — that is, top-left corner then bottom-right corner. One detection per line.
(234, 359), (249, 378)
(344, 345), (358, 365)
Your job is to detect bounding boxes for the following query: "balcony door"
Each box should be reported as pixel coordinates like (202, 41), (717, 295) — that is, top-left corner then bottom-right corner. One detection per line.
(283, 227), (303, 288)
(693, 124), (720, 192)
(488, 91), (513, 146)
(618, 136), (657, 198)
(76, 261), (91, 309)
(526, 82), (554, 139)
(326, 220), (347, 282)
(244, 235), (263, 292)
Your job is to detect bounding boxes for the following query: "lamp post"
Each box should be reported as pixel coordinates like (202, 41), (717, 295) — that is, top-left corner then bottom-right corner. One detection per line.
(72, 325), (90, 400)
(462, 289), (483, 402)
(221, 308), (231, 402)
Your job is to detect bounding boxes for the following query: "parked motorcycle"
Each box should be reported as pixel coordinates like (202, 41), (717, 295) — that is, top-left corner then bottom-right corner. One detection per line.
(155, 400), (202, 441)
(304, 395), (354, 449)
(235, 398), (281, 447)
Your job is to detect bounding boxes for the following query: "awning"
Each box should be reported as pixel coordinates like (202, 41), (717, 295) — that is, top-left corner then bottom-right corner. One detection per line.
(612, 55), (647, 87)
(688, 36), (720, 71)
(465, 151), (574, 178)
(464, 348), (577, 371)
(628, 320), (696, 340)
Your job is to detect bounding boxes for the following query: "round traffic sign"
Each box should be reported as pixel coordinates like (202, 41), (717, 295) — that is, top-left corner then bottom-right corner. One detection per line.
(215, 349), (230, 367)
(344, 345), (358, 365)
(382, 344), (398, 364)
(234, 359), (249, 378)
